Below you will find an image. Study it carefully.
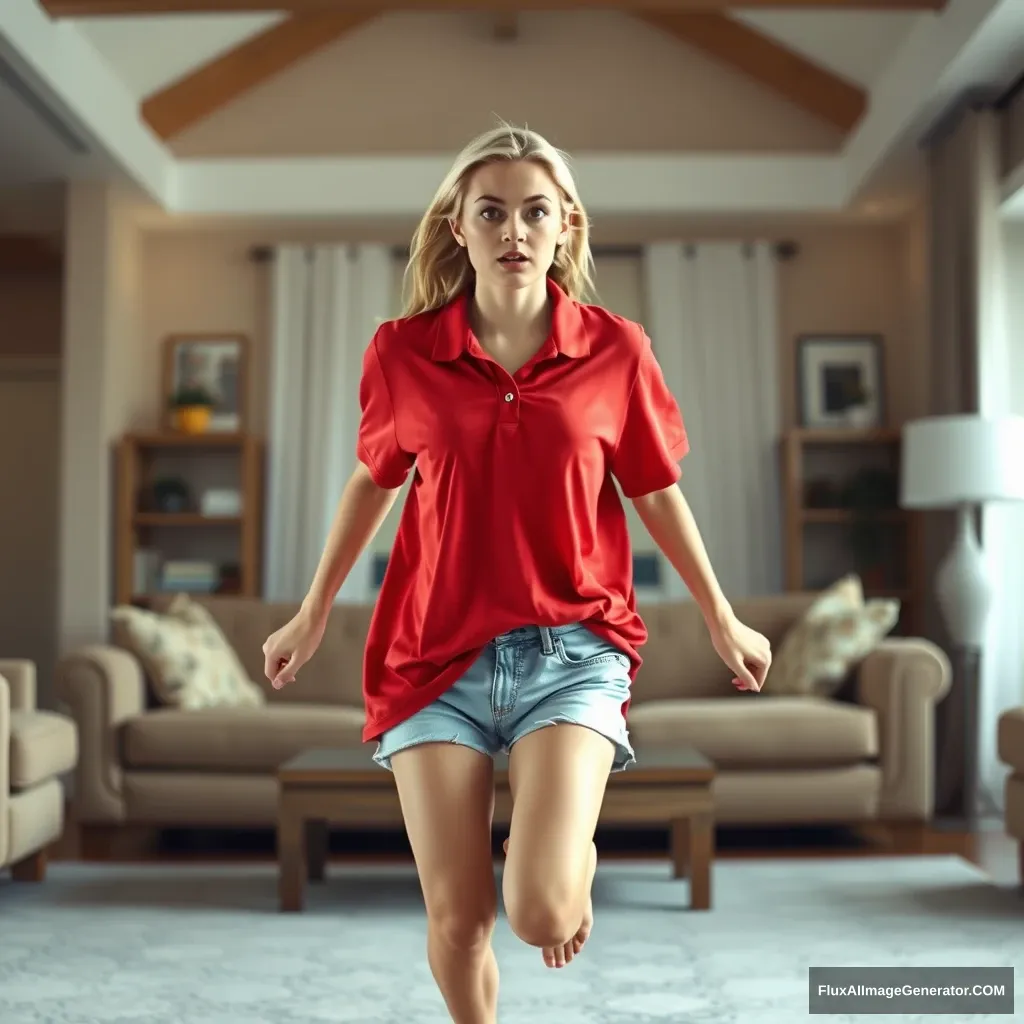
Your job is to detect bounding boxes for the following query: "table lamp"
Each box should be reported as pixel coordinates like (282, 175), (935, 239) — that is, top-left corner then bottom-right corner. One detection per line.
(900, 413), (1024, 823)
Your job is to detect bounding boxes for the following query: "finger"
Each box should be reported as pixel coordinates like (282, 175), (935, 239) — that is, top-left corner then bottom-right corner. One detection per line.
(263, 651), (279, 682)
(734, 661), (759, 690)
(273, 654), (297, 689)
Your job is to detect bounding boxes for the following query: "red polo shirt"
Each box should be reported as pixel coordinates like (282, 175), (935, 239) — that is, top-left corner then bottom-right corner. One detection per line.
(356, 276), (688, 742)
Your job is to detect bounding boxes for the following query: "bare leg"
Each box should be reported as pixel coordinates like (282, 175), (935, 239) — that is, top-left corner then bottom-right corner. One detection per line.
(392, 743), (499, 1024)
(503, 724), (614, 968)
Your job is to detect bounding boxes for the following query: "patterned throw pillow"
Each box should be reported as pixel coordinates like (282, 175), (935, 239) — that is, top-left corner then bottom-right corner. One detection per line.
(110, 594), (266, 710)
(767, 574), (899, 697)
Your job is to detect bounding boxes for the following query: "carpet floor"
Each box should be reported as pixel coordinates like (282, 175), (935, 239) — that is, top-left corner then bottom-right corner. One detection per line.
(0, 854), (1019, 1023)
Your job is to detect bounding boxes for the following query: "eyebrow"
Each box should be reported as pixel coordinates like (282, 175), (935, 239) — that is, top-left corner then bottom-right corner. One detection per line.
(474, 194), (553, 205)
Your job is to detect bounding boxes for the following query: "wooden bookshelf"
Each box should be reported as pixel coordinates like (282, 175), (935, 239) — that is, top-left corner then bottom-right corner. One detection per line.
(780, 427), (925, 636)
(114, 431), (264, 606)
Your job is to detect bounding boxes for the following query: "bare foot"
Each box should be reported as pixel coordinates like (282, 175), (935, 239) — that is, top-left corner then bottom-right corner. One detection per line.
(503, 838), (597, 969)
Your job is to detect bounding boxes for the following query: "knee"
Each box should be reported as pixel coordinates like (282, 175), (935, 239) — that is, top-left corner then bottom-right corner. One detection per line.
(504, 885), (577, 949)
(428, 900), (498, 952)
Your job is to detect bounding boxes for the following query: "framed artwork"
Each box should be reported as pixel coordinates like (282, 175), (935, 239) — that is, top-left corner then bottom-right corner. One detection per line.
(796, 334), (885, 429)
(162, 333), (248, 433)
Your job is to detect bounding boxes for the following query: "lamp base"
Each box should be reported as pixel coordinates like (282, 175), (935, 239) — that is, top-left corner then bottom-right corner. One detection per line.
(935, 505), (992, 649)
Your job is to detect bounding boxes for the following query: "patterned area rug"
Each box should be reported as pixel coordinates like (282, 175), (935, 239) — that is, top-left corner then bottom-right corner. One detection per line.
(0, 855), (1019, 1023)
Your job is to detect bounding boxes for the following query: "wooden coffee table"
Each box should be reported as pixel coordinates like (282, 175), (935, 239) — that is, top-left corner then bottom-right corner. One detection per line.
(277, 743), (715, 912)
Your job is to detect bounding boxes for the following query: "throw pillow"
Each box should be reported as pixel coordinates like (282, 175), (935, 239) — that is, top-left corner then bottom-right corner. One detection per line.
(767, 574), (899, 697)
(110, 594), (266, 710)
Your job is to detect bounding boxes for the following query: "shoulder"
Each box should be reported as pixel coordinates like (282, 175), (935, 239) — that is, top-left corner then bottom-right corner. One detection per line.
(365, 307), (446, 373)
(575, 301), (650, 363)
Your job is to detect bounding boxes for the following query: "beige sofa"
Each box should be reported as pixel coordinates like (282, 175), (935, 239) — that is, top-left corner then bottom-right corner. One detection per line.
(56, 591), (951, 849)
(997, 707), (1024, 884)
(2, 659), (78, 881)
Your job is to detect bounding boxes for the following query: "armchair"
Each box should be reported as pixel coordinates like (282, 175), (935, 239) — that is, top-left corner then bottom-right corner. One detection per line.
(1, 660), (78, 882)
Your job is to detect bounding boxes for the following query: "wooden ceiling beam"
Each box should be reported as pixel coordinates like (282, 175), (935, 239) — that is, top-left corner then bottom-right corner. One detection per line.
(639, 10), (867, 133)
(40, 1), (949, 18)
(141, 10), (372, 140)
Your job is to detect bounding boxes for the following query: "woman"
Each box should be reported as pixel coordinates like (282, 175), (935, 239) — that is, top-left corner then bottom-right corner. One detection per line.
(262, 124), (771, 1023)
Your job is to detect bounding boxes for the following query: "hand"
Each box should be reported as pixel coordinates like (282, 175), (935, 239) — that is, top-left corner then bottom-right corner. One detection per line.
(262, 608), (327, 690)
(708, 612), (772, 692)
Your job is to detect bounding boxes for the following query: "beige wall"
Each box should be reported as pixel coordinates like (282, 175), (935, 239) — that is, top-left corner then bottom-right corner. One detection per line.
(138, 216), (930, 438)
(170, 11), (842, 158)
(133, 214), (930, 569)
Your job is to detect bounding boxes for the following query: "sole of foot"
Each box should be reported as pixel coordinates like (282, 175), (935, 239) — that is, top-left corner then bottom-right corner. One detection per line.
(503, 838), (596, 969)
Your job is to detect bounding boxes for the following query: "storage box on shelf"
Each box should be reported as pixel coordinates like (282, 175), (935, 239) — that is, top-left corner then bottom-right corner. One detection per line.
(115, 431), (264, 607)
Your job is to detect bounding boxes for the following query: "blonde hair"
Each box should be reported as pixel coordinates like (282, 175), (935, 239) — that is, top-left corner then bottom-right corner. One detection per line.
(401, 123), (596, 318)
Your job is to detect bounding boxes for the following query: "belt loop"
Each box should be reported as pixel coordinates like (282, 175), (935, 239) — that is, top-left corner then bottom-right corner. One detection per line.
(539, 626), (554, 656)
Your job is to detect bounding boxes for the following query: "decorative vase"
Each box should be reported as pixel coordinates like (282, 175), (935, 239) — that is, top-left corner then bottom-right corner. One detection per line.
(175, 405), (211, 434)
(844, 405), (873, 428)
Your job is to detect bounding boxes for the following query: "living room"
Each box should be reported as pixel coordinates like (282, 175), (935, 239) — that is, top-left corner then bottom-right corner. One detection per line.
(1, 0), (1023, 1021)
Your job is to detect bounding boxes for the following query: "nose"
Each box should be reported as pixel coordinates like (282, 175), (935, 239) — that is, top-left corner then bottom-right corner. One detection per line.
(501, 212), (528, 242)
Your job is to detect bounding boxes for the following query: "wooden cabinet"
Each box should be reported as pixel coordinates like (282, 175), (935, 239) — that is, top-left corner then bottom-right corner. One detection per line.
(780, 428), (925, 636)
(114, 432), (263, 606)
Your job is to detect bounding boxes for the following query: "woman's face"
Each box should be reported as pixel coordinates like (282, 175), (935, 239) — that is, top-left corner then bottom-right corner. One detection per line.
(450, 159), (571, 292)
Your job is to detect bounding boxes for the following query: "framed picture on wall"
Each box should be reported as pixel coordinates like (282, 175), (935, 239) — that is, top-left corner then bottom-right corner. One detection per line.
(796, 334), (885, 429)
(162, 333), (249, 433)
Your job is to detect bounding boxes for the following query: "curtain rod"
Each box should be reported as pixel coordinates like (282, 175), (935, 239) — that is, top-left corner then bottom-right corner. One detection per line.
(249, 240), (800, 262)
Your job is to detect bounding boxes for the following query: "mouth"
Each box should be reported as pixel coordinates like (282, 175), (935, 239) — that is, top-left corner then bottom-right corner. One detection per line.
(497, 251), (529, 264)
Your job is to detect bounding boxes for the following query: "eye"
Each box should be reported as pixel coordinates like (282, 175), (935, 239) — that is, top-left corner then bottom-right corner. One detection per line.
(528, 206), (549, 219)
(480, 206), (503, 220)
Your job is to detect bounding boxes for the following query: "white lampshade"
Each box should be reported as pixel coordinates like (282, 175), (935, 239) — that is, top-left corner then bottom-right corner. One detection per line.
(900, 414), (1024, 508)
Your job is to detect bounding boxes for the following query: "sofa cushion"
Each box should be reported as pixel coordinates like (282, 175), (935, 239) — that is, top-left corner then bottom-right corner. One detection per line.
(9, 710), (78, 790)
(767, 575), (900, 697)
(626, 696), (878, 768)
(997, 707), (1024, 774)
(121, 704), (367, 772)
(111, 594), (267, 710)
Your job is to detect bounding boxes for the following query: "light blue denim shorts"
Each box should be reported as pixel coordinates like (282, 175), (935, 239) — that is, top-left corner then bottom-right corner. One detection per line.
(372, 623), (636, 773)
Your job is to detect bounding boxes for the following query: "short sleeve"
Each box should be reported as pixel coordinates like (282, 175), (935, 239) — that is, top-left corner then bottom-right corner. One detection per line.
(356, 332), (414, 489)
(610, 330), (689, 498)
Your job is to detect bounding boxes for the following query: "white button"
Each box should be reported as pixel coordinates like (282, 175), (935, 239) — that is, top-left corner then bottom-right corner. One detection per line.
(504, 392), (514, 402)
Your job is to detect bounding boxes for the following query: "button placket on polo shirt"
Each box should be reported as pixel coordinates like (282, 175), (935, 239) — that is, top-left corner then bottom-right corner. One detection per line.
(497, 377), (520, 424)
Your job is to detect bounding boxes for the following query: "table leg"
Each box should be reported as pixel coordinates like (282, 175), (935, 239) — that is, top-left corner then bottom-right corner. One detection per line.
(688, 811), (714, 911)
(278, 802), (306, 913)
(670, 818), (689, 879)
(307, 819), (328, 883)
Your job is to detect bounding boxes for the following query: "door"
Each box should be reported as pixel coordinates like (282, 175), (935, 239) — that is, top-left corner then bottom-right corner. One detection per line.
(0, 358), (61, 709)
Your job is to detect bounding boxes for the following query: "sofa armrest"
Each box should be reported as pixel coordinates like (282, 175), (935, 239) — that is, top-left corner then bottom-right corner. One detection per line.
(0, 674), (9, 863)
(54, 645), (147, 824)
(0, 659), (36, 711)
(856, 637), (952, 821)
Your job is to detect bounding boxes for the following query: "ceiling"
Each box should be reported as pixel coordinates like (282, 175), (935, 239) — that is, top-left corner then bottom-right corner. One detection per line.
(1, 1), (1023, 223)
(73, 7), (920, 102)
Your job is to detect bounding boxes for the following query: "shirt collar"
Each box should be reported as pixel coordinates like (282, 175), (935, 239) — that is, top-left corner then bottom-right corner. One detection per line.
(430, 275), (589, 362)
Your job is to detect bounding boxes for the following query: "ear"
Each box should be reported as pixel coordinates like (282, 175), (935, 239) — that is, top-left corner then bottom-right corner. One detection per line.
(558, 207), (573, 247)
(449, 218), (466, 248)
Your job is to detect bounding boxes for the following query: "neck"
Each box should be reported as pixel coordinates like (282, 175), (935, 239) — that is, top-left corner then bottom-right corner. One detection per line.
(469, 276), (551, 351)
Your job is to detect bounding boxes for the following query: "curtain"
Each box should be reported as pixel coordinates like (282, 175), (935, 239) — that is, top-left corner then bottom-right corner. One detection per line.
(924, 101), (1024, 819)
(641, 242), (783, 600)
(264, 244), (392, 604)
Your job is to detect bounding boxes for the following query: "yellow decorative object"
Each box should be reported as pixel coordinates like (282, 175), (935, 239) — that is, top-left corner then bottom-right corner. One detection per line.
(175, 405), (211, 434)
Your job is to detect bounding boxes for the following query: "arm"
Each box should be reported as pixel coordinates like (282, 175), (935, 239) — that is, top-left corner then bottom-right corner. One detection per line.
(632, 484), (731, 626)
(631, 483), (772, 691)
(263, 463), (404, 688)
(301, 462), (403, 626)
